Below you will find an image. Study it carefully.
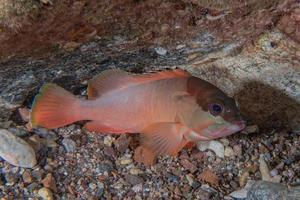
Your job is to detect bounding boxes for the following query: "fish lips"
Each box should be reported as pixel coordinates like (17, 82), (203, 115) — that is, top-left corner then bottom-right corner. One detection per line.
(207, 120), (246, 139)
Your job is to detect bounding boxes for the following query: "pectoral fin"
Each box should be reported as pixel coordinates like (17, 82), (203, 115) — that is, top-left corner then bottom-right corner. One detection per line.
(140, 122), (189, 156)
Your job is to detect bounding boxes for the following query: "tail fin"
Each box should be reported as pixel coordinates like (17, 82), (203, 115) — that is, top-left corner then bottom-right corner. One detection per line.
(31, 83), (82, 129)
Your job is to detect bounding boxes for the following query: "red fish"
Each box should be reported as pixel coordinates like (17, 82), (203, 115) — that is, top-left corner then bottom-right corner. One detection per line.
(31, 69), (245, 164)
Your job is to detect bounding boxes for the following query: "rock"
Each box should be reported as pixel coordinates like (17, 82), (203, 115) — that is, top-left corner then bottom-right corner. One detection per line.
(233, 144), (243, 157)
(8, 128), (28, 137)
(32, 168), (44, 181)
(239, 171), (250, 187)
(247, 181), (300, 200)
(38, 187), (54, 200)
(114, 135), (130, 153)
(0, 121), (12, 129)
(133, 146), (157, 166)
(154, 47), (167, 55)
(180, 159), (197, 173)
(119, 157), (132, 165)
(125, 174), (143, 186)
(41, 173), (57, 193)
(197, 140), (225, 158)
(259, 154), (272, 182)
(62, 138), (76, 152)
(132, 183), (143, 193)
(4, 172), (18, 186)
(88, 182), (97, 191)
(63, 42), (81, 52)
(186, 174), (194, 186)
(0, 129), (37, 168)
(198, 169), (219, 187)
(103, 135), (114, 147)
(129, 167), (142, 175)
(241, 125), (259, 135)
(229, 180), (255, 199)
(224, 146), (235, 157)
(18, 107), (30, 122)
(22, 170), (33, 183)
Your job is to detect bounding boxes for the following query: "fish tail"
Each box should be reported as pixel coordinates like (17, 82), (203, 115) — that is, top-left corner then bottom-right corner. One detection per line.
(30, 83), (83, 129)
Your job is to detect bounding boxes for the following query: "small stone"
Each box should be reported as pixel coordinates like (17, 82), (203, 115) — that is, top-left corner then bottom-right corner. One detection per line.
(0, 121), (12, 129)
(270, 169), (278, 177)
(120, 158), (132, 165)
(63, 42), (81, 52)
(41, 173), (57, 193)
(22, 170), (33, 183)
(224, 147), (235, 157)
(180, 159), (197, 173)
(130, 167), (142, 175)
(8, 128), (28, 137)
(154, 47), (167, 55)
(186, 174), (194, 186)
(176, 44), (186, 50)
(32, 168), (44, 181)
(125, 174), (143, 186)
(103, 135), (114, 147)
(18, 107), (30, 122)
(220, 138), (230, 146)
(89, 182), (97, 191)
(62, 138), (76, 152)
(198, 169), (219, 187)
(4, 172), (18, 185)
(239, 171), (250, 187)
(241, 125), (259, 134)
(114, 135), (130, 153)
(38, 187), (53, 200)
(103, 146), (117, 158)
(132, 183), (143, 193)
(197, 140), (225, 158)
(233, 144), (243, 157)
(0, 129), (37, 168)
(259, 154), (272, 182)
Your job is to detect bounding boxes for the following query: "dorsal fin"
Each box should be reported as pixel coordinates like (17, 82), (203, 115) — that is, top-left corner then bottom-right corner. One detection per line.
(87, 68), (190, 99)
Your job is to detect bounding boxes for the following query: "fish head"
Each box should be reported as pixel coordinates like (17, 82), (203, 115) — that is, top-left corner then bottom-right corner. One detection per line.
(186, 77), (246, 140)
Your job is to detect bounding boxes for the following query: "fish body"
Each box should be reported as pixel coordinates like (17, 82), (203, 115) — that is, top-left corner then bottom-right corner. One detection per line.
(31, 69), (245, 163)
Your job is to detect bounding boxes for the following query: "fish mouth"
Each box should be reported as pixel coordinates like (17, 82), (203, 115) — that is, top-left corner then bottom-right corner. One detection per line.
(208, 120), (246, 139)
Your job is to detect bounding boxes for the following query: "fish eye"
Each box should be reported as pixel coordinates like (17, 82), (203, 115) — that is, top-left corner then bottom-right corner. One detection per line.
(209, 103), (223, 116)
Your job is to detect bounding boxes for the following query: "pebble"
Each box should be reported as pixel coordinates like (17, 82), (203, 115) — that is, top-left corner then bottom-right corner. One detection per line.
(119, 156), (132, 165)
(41, 173), (57, 192)
(180, 159), (197, 173)
(88, 182), (97, 191)
(241, 125), (259, 134)
(4, 172), (18, 186)
(8, 128), (28, 137)
(233, 144), (243, 157)
(103, 135), (114, 147)
(0, 121), (12, 129)
(224, 147), (235, 157)
(38, 187), (54, 200)
(114, 135), (130, 153)
(22, 170), (33, 183)
(32, 168), (44, 181)
(154, 47), (167, 55)
(130, 167), (142, 175)
(125, 174), (143, 186)
(18, 107), (30, 122)
(259, 154), (272, 181)
(0, 129), (37, 168)
(197, 140), (225, 158)
(62, 138), (76, 152)
(186, 174), (194, 186)
(132, 183), (143, 193)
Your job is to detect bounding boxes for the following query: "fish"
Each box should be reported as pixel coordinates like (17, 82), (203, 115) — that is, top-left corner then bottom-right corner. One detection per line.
(30, 68), (245, 164)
